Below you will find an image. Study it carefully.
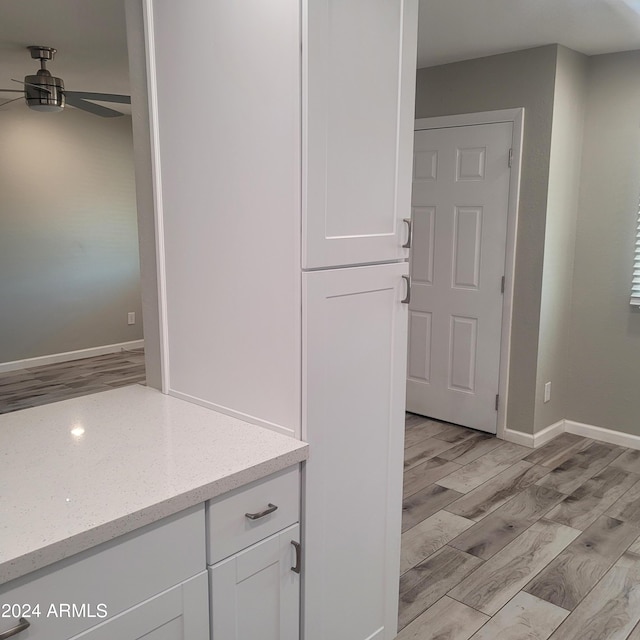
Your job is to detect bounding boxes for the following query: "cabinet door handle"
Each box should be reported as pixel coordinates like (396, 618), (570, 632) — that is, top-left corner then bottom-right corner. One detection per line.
(0, 618), (30, 640)
(245, 503), (278, 520)
(402, 218), (412, 248)
(291, 540), (302, 574)
(401, 275), (411, 304)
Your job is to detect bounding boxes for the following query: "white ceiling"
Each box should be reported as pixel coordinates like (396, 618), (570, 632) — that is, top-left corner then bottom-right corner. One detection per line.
(0, 0), (639, 94)
(418, 0), (640, 68)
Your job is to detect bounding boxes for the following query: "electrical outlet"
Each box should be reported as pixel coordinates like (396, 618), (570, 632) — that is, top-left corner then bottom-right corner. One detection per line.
(127, 312), (136, 325)
(544, 381), (551, 403)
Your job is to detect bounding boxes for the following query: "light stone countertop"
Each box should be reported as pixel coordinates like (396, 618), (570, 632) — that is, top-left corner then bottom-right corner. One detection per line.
(0, 385), (308, 586)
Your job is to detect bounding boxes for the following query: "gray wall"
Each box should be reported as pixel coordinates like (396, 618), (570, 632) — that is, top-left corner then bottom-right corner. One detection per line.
(535, 46), (588, 432)
(415, 45), (558, 434)
(0, 107), (142, 363)
(567, 50), (640, 435)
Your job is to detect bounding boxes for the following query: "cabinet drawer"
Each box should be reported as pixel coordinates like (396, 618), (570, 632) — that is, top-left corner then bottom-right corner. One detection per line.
(207, 466), (299, 564)
(0, 505), (205, 640)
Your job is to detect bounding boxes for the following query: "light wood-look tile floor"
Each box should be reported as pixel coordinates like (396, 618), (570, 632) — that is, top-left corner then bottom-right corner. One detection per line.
(399, 412), (640, 640)
(0, 349), (146, 414)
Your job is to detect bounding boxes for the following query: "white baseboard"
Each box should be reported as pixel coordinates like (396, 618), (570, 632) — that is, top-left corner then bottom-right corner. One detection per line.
(502, 428), (534, 448)
(503, 419), (564, 449)
(503, 418), (640, 451)
(0, 340), (145, 373)
(564, 420), (640, 451)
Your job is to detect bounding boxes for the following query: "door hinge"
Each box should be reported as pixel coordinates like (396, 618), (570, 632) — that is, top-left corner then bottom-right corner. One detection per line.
(501, 276), (505, 294)
(495, 394), (499, 411)
(508, 148), (513, 167)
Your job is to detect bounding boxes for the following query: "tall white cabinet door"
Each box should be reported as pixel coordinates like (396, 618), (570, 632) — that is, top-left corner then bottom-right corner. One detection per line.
(303, 0), (419, 269)
(209, 525), (300, 640)
(69, 573), (209, 640)
(147, 0), (301, 437)
(303, 263), (409, 640)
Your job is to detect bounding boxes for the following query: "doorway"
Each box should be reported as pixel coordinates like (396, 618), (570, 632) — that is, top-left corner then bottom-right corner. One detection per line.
(406, 110), (523, 436)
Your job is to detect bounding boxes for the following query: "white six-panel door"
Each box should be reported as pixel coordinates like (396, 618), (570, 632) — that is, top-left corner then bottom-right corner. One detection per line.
(303, 263), (408, 640)
(407, 123), (513, 433)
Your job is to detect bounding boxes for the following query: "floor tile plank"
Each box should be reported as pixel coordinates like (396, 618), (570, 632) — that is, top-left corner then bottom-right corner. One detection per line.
(525, 516), (640, 610)
(448, 519), (580, 616)
(402, 484), (464, 533)
(404, 437), (457, 470)
(398, 546), (483, 629)
(524, 433), (592, 468)
(404, 421), (451, 448)
(436, 442), (531, 493)
(404, 458), (461, 498)
(469, 592), (569, 640)
(439, 432), (503, 464)
(546, 466), (639, 530)
(444, 461), (551, 521)
(610, 449), (640, 475)
(432, 423), (480, 443)
(536, 442), (625, 495)
(397, 596), (489, 640)
(548, 552), (640, 640)
(401, 510), (475, 574)
(405, 413), (436, 429)
(627, 535), (640, 555)
(605, 479), (640, 524)
(450, 485), (565, 559)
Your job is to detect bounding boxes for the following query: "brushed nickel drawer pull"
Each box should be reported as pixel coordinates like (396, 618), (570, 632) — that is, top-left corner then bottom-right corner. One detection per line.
(0, 618), (30, 639)
(401, 275), (411, 304)
(291, 540), (302, 574)
(402, 218), (412, 248)
(245, 503), (278, 520)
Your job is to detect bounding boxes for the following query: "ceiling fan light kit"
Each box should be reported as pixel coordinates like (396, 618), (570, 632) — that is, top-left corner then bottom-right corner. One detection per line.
(0, 45), (131, 117)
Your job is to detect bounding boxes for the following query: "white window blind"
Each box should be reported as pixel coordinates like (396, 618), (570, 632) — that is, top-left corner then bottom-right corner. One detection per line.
(633, 197), (640, 306)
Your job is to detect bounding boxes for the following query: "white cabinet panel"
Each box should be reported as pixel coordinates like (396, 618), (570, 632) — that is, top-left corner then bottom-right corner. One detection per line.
(0, 506), (205, 640)
(69, 573), (209, 640)
(209, 524), (300, 640)
(147, 0), (301, 436)
(303, 0), (419, 268)
(302, 263), (408, 640)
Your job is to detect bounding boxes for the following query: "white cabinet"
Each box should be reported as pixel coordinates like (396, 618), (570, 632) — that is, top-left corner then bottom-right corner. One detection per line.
(206, 468), (301, 640)
(141, 1), (419, 638)
(69, 573), (209, 640)
(303, 0), (419, 268)
(210, 525), (300, 640)
(0, 469), (303, 640)
(303, 263), (409, 640)
(0, 506), (205, 640)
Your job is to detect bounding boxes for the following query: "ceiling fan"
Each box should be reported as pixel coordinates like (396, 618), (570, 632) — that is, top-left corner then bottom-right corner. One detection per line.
(0, 46), (130, 117)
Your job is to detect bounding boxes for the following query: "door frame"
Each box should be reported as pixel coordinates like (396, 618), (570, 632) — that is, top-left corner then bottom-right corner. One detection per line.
(413, 108), (524, 440)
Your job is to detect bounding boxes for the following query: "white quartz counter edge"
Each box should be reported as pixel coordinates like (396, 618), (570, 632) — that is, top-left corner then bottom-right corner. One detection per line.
(0, 386), (308, 586)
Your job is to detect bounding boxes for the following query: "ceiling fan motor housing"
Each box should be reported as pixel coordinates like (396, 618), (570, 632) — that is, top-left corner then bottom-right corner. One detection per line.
(25, 46), (64, 112)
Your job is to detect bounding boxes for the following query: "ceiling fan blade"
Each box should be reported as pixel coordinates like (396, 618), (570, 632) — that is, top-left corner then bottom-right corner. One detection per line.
(64, 93), (125, 117)
(11, 78), (51, 94)
(0, 96), (23, 108)
(65, 91), (130, 104)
